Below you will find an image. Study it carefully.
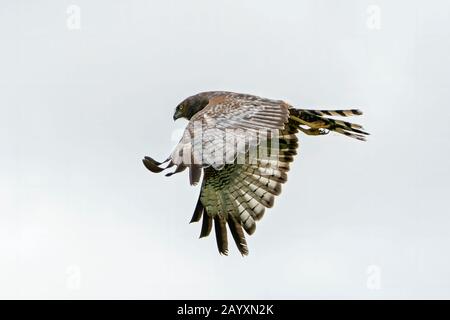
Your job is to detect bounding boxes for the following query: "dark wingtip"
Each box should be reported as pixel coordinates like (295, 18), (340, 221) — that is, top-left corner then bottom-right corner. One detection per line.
(199, 213), (213, 238)
(227, 217), (249, 256)
(214, 216), (229, 256)
(190, 197), (204, 224)
(142, 157), (165, 173)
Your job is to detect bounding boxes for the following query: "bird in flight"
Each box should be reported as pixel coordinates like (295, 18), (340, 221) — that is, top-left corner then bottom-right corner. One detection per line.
(143, 91), (368, 256)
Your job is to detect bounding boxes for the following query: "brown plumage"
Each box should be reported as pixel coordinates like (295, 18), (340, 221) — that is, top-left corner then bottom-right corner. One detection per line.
(143, 91), (369, 256)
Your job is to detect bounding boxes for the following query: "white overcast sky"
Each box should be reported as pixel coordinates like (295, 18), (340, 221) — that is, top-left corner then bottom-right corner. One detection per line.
(1, 0), (450, 299)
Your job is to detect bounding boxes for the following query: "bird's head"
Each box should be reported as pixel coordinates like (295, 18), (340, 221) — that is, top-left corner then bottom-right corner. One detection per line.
(173, 94), (210, 121)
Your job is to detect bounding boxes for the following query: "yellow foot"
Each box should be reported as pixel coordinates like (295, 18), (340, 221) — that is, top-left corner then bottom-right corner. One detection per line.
(298, 127), (329, 136)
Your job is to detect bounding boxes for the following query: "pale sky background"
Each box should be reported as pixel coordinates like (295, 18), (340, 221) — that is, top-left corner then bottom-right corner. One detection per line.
(1, 0), (450, 299)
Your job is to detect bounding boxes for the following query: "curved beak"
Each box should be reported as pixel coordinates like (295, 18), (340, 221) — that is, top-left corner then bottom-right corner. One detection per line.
(173, 109), (182, 121)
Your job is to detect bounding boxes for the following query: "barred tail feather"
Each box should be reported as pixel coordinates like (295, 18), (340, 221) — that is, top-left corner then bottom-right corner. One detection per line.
(304, 109), (363, 117)
(290, 108), (369, 141)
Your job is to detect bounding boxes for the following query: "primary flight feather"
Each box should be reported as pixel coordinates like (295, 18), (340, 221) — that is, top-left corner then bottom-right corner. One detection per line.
(143, 91), (369, 256)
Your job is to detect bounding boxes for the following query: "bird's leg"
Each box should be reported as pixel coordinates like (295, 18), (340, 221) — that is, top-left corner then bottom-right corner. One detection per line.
(298, 126), (329, 136)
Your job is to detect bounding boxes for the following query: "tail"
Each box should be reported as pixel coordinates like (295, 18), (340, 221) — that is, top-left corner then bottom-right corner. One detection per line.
(301, 108), (363, 117)
(289, 108), (369, 141)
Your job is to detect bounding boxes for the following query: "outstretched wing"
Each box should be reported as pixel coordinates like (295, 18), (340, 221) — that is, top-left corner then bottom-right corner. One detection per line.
(190, 119), (300, 255)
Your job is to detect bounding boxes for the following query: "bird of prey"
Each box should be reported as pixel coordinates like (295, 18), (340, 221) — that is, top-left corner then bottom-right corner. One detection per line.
(143, 91), (368, 256)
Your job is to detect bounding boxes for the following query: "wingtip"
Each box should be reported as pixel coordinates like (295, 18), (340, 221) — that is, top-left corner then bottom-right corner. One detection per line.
(355, 136), (367, 142)
(219, 250), (229, 256)
(239, 245), (249, 257)
(142, 157), (164, 173)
